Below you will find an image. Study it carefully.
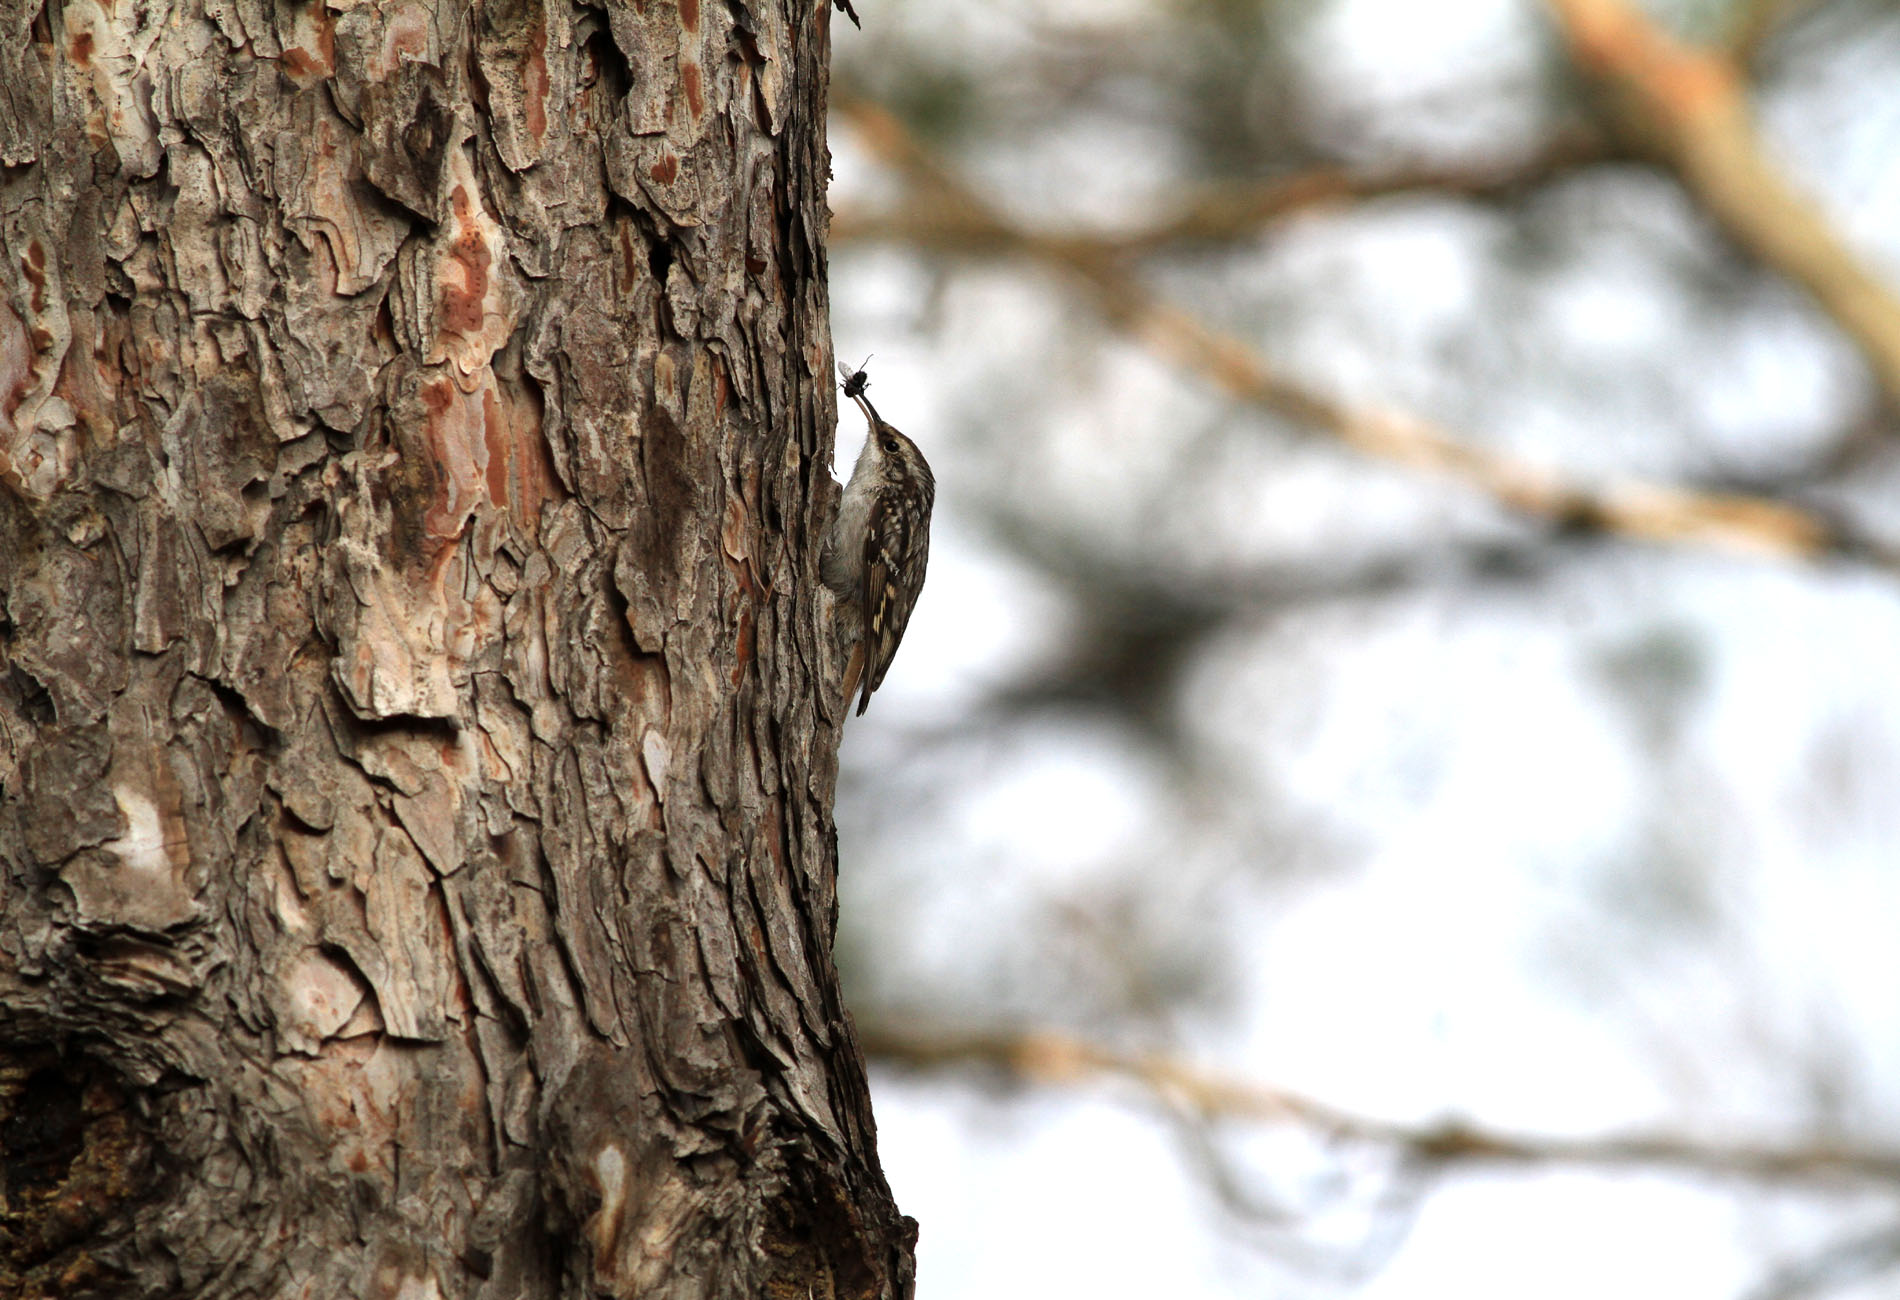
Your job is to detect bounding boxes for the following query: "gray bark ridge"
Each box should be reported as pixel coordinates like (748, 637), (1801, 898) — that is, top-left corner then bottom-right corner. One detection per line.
(0, 2), (913, 1297)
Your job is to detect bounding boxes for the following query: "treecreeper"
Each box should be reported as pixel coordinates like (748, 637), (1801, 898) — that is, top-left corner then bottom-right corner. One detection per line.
(823, 363), (936, 716)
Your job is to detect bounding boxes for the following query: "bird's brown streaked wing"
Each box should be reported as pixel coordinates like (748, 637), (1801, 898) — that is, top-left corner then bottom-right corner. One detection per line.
(856, 489), (930, 715)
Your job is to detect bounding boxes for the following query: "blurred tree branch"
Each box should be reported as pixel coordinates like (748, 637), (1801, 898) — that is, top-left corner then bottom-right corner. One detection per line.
(833, 95), (1896, 575)
(1168, 1109), (1430, 1283)
(1741, 1222), (1900, 1300)
(1544, 0), (1900, 415)
(980, 511), (1572, 735)
(830, 130), (1613, 256)
(1726, 0), (1823, 63)
(861, 1021), (1900, 1187)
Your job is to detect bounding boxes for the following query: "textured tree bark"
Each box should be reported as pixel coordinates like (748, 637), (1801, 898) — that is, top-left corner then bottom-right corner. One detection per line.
(0, 2), (913, 1298)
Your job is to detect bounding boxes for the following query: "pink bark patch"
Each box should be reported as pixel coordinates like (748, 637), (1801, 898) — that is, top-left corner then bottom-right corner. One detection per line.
(0, 300), (31, 436)
(22, 241), (46, 314)
(371, 8), (430, 81)
(524, 24), (549, 144)
(480, 379), (559, 536)
(681, 60), (704, 121)
(418, 376), (486, 553)
(439, 186), (491, 337)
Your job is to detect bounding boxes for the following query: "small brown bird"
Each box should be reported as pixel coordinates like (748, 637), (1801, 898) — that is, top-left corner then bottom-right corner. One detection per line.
(823, 362), (936, 716)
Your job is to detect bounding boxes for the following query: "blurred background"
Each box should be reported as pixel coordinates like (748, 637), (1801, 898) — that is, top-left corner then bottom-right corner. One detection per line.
(822, 1), (1900, 1297)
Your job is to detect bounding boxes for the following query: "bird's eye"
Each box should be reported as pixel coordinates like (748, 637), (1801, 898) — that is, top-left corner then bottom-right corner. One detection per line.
(881, 437), (899, 453)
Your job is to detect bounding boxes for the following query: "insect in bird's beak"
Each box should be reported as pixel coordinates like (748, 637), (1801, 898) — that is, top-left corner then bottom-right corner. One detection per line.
(838, 356), (874, 400)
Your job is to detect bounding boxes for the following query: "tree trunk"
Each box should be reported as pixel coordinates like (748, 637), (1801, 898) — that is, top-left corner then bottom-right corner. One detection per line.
(0, 2), (913, 1297)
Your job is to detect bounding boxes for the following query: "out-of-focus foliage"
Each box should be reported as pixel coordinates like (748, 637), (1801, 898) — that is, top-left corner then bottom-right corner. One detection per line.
(826, 1), (1900, 1297)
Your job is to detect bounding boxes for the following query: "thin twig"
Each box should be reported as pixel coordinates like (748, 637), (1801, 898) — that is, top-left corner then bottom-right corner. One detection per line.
(1543, 0), (1900, 414)
(833, 94), (1893, 573)
(861, 1021), (1900, 1187)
